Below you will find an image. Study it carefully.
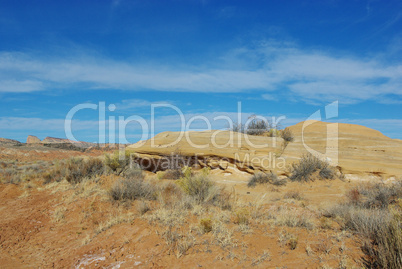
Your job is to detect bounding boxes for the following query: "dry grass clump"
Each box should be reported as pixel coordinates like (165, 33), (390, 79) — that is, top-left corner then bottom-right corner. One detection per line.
(325, 181), (402, 268)
(289, 153), (335, 182)
(283, 190), (304, 200)
(65, 158), (105, 184)
(110, 176), (157, 201)
(247, 171), (286, 187)
(233, 208), (250, 225)
(162, 227), (195, 258)
(269, 206), (315, 229)
(176, 171), (232, 209)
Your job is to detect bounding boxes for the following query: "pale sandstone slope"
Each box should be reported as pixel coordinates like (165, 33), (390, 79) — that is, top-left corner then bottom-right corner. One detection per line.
(128, 121), (402, 178)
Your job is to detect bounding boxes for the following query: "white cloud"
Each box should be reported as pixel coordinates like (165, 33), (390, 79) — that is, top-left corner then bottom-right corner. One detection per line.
(0, 79), (43, 93)
(0, 42), (401, 103)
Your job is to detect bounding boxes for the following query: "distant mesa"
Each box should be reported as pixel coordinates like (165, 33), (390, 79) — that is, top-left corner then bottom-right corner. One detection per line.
(26, 135), (41, 144)
(42, 137), (70, 144)
(0, 138), (22, 146)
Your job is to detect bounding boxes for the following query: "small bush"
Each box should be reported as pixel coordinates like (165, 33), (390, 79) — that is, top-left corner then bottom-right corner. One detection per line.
(289, 153), (335, 182)
(105, 151), (132, 175)
(283, 190), (303, 200)
(122, 167), (144, 179)
(281, 128), (294, 142)
(233, 208), (250, 225)
(162, 169), (183, 180)
(158, 182), (184, 207)
(346, 188), (361, 205)
(246, 118), (269, 136)
(287, 235), (298, 250)
(267, 129), (280, 137)
(326, 181), (402, 268)
(231, 122), (245, 133)
(248, 171), (285, 187)
(358, 182), (402, 209)
(200, 218), (213, 233)
(364, 212), (402, 269)
(177, 174), (215, 203)
(137, 201), (151, 215)
(65, 158), (104, 184)
(110, 177), (157, 201)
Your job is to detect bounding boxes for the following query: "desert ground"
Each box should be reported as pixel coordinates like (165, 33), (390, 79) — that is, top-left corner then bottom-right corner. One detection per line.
(0, 121), (401, 268)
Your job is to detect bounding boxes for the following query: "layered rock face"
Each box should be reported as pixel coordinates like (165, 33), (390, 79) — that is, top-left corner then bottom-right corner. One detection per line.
(127, 121), (402, 179)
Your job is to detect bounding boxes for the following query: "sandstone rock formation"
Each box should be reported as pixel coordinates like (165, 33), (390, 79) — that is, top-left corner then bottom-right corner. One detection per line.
(42, 137), (70, 143)
(26, 135), (41, 144)
(127, 121), (402, 179)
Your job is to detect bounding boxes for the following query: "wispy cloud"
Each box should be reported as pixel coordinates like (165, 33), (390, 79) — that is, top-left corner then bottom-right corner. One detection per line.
(0, 41), (401, 104)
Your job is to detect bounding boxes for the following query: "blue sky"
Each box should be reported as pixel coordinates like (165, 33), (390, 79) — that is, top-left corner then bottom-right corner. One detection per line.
(0, 0), (401, 143)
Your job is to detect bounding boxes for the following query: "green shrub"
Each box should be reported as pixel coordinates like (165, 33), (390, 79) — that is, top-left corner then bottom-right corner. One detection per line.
(104, 151), (132, 175)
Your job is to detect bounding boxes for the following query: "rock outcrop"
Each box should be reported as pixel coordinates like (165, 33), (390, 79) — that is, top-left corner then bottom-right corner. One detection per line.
(127, 121), (402, 178)
(26, 135), (41, 144)
(0, 138), (22, 146)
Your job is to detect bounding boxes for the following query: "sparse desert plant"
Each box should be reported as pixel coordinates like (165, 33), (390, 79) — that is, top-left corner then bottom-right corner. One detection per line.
(326, 182), (402, 268)
(251, 251), (270, 266)
(267, 128), (280, 137)
(158, 181), (184, 207)
(289, 153), (335, 182)
(233, 208), (250, 225)
(358, 181), (402, 209)
(283, 190), (303, 200)
(319, 216), (333, 229)
(346, 188), (361, 205)
(137, 200), (151, 215)
(248, 171), (285, 187)
(110, 176), (157, 201)
(104, 150), (132, 175)
(65, 157), (104, 184)
(362, 210), (402, 269)
(246, 117), (270, 136)
(200, 166), (211, 176)
(287, 235), (298, 250)
(274, 207), (315, 229)
(177, 173), (215, 204)
(200, 218), (213, 233)
(281, 127), (294, 142)
(122, 166), (144, 179)
(229, 122), (245, 133)
(52, 206), (67, 223)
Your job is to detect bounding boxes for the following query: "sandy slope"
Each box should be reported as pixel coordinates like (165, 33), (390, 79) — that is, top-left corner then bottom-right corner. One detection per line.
(128, 121), (402, 178)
